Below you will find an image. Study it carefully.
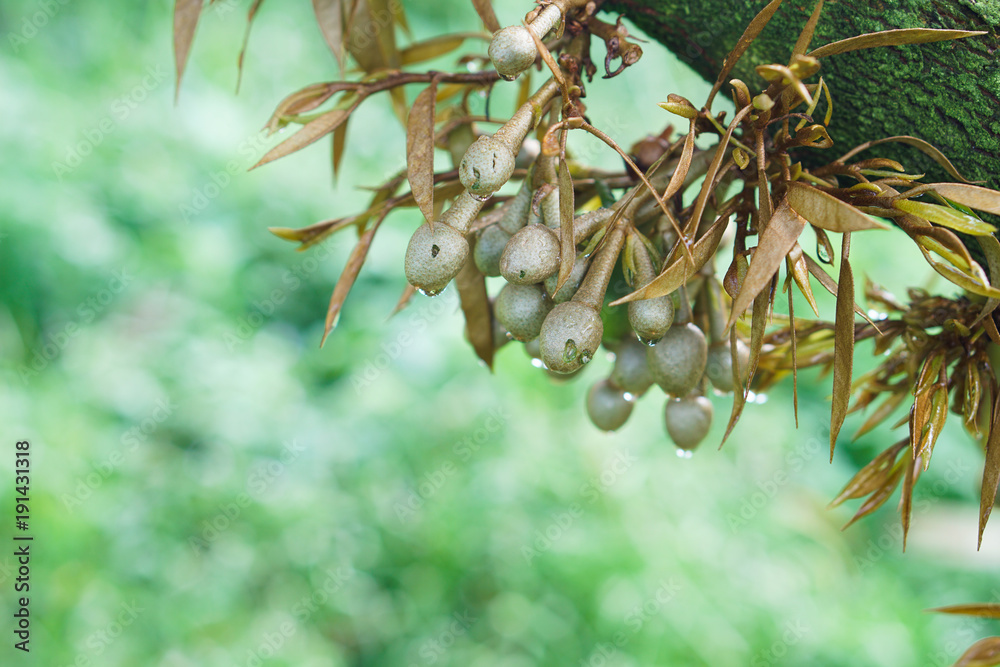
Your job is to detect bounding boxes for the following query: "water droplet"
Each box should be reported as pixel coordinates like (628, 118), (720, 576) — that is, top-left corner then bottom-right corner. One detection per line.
(816, 240), (832, 263)
(530, 358), (546, 369)
(417, 286), (445, 297)
(499, 72), (517, 82)
(637, 333), (659, 346)
(676, 449), (694, 459)
(469, 191), (493, 203)
(563, 339), (578, 363)
(623, 392), (636, 402)
(580, 351), (593, 365)
(430, 244), (440, 258)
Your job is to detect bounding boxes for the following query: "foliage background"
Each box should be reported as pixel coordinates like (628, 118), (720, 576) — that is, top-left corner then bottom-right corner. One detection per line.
(1, 0), (998, 665)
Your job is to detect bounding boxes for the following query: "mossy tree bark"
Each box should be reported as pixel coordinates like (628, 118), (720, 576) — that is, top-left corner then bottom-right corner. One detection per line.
(605, 0), (1000, 189)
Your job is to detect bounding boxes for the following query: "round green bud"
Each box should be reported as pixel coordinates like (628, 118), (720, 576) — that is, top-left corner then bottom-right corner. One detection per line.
(539, 301), (603, 374)
(705, 339), (751, 393)
(646, 322), (707, 396)
(474, 225), (512, 277)
(610, 338), (655, 396)
(495, 283), (553, 342)
(524, 336), (542, 360)
(460, 135), (516, 198)
(628, 295), (675, 344)
(500, 223), (560, 285)
(404, 222), (469, 296)
(488, 26), (538, 81)
(544, 255), (588, 303)
(586, 379), (634, 431)
(664, 395), (714, 450)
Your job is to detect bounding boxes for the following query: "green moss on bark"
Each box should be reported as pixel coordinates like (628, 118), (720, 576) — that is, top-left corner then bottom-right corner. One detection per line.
(606, 0), (1000, 188)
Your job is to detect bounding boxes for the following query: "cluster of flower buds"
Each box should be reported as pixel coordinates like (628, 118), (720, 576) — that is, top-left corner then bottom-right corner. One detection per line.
(402, 3), (755, 452)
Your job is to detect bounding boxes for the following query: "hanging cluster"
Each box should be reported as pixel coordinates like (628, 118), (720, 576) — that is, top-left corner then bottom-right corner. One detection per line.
(174, 0), (1000, 661)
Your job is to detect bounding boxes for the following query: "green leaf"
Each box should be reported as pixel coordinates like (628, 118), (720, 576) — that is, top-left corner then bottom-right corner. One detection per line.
(894, 199), (997, 236)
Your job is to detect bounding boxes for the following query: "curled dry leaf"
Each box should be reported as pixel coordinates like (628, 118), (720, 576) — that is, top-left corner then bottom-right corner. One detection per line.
(406, 82), (438, 225)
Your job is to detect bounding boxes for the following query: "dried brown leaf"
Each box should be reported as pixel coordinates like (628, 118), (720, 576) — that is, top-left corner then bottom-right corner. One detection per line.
(455, 240), (494, 369)
(931, 184), (1000, 217)
(951, 636), (1000, 667)
(787, 183), (890, 232)
(843, 463), (904, 529)
(390, 283), (417, 317)
(932, 605), (1000, 619)
(830, 439), (908, 506)
(609, 210), (729, 306)
(830, 232), (854, 460)
(400, 35), (470, 66)
(554, 157), (576, 295)
(320, 213), (384, 346)
(980, 391), (1000, 549)
(792, 0), (825, 57)
(853, 392), (907, 440)
(900, 448), (919, 549)
(808, 28), (986, 59)
(236, 0), (266, 93)
(836, 136), (982, 184)
(173, 0), (203, 101)
(727, 200), (806, 327)
(975, 236), (1000, 325)
(312, 0), (346, 73)
(406, 82), (438, 225)
(471, 0), (501, 33)
(663, 119), (697, 200)
(706, 0), (784, 109)
(254, 104), (359, 170)
(332, 115), (350, 180)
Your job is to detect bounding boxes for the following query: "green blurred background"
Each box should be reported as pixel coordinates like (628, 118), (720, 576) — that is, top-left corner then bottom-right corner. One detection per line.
(2, 1), (999, 665)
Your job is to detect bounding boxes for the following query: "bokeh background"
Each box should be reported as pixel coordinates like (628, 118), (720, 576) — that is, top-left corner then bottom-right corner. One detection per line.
(2, 1), (999, 665)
